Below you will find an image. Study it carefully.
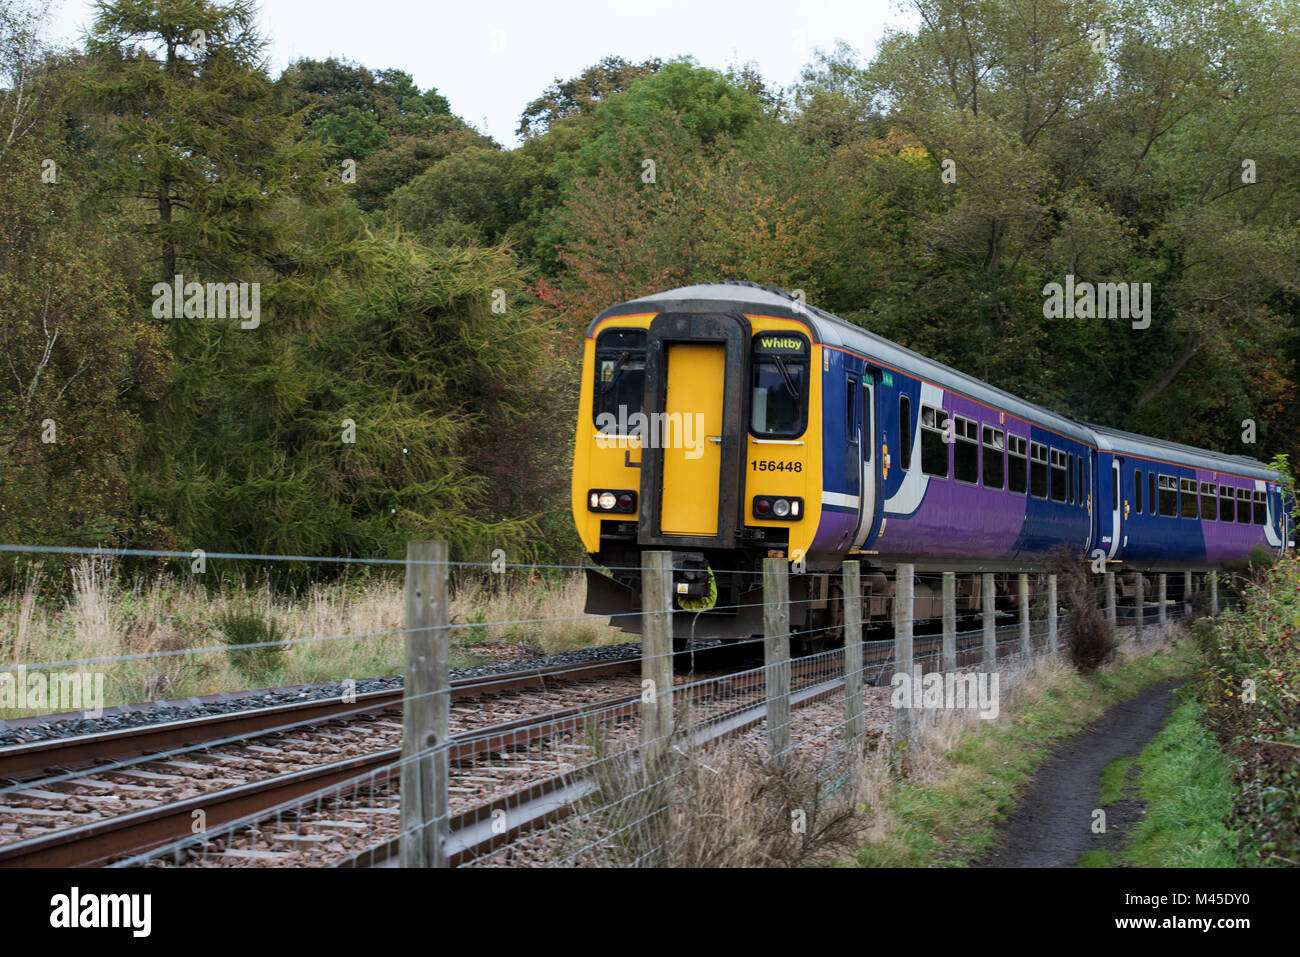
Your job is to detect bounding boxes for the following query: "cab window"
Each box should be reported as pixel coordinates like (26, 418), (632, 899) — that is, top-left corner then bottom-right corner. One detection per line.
(592, 329), (646, 430)
(750, 334), (809, 438)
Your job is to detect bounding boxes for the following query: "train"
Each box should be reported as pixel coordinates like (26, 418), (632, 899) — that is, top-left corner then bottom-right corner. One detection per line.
(571, 282), (1293, 643)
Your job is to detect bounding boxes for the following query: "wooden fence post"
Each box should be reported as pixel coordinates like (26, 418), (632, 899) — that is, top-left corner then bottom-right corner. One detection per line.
(982, 573), (996, 672)
(941, 572), (957, 673)
(1104, 571), (1117, 626)
(893, 564), (915, 745)
(1134, 573), (1144, 641)
(763, 556), (791, 759)
(1018, 573), (1031, 657)
(1158, 573), (1167, 631)
(401, 540), (449, 868)
(842, 561), (864, 750)
(1047, 574), (1058, 660)
(641, 552), (674, 771)
(1209, 571), (1219, 616)
(1184, 570), (1193, 616)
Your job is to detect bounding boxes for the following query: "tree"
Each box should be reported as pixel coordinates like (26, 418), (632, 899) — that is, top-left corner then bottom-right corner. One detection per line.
(279, 57), (451, 134)
(840, 0), (1300, 451)
(0, 15), (167, 560)
(77, 0), (328, 281)
(517, 55), (662, 138)
(540, 117), (829, 336)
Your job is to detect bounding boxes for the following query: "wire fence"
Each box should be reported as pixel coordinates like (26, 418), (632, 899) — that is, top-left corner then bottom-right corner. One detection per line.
(0, 541), (1243, 869)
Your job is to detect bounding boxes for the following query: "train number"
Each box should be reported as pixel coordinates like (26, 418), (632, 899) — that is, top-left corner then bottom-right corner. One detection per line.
(751, 460), (802, 472)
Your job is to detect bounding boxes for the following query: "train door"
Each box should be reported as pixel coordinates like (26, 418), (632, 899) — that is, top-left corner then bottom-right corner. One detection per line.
(1108, 457), (1122, 559)
(844, 371), (860, 497)
(660, 343), (725, 535)
(852, 371), (877, 548)
(1083, 449), (1095, 555)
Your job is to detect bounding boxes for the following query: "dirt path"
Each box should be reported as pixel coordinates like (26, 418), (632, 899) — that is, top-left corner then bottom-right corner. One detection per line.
(977, 678), (1184, 868)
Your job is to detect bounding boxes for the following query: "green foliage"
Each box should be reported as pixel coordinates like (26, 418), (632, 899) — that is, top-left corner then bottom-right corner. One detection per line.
(77, 0), (330, 279)
(1269, 454), (1298, 528)
(278, 57), (451, 134)
(0, 13), (168, 573)
(1192, 556), (1300, 865)
(386, 146), (523, 246)
(5, 0), (1300, 589)
(518, 54), (662, 139)
(216, 601), (285, 679)
(349, 120), (494, 212)
(792, 0), (1300, 460)
(559, 59), (768, 182)
(307, 105), (389, 162)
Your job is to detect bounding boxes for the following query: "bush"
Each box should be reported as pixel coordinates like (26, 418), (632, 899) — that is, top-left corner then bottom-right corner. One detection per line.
(216, 604), (286, 682)
(1045, 549), (1115, 672)
(1191, 556), (1300, 866)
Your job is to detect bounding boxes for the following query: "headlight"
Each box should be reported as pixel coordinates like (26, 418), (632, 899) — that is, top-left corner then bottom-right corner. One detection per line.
(752, 496), (803, 520)
(587, 489), (637, 514)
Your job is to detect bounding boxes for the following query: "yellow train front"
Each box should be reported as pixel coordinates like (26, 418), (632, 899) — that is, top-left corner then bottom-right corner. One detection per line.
(573, 282), (832, 644)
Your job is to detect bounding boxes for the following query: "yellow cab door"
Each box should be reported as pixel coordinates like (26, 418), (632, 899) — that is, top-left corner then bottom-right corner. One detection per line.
(660, 343), (724, 535)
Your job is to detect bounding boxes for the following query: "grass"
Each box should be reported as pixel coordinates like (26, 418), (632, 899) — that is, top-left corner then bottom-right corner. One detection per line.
(856, 638), (1197, 867)
(1109, 697), (1238, 867)
(1097, 755), (1136, 806)
(1077, 849), (1118, 867)
(0, 559), (626, 717)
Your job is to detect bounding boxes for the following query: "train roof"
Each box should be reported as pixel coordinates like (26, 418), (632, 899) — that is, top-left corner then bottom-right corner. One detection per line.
(1086, 423), (1277, 482)
(596, 282), (1282, 482)
(602, 282), (1093, 441)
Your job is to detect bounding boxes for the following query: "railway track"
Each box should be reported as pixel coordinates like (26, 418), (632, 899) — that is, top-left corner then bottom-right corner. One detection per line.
(0, 657), (644, 867)
(150, 649), (857, 867)
(1, 626), (1056, 868)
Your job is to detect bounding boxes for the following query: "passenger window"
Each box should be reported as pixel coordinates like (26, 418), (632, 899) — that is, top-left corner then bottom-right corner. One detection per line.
(1031, 443), (1048, 499)
(1180, 478), (1198, 519)
(1200, 482), (1218, 521)
(1219, 486), (1235, 522)
(1237, 488), (1251, 524)
(1068, 454), (1075, 503)
(954, 416), (978, 484)
(920, 405), (949, 478)
(1135, 469), (1143, 513)
(982, 426), (1005, 489)
(1159, 475), (1177, 516)
(1254, 491), (1267, 525)
(1050, 449), (1067, 502)
(1008, 435), (1027, 494)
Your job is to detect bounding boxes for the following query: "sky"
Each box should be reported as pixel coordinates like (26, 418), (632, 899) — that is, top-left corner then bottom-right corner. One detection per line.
(42, 0), (915, 146)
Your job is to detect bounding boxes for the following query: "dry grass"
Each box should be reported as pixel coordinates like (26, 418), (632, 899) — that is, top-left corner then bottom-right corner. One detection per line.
(0, 560), (625, 718)
(448, 573), (624, 655)
(571, 720), (873, 868)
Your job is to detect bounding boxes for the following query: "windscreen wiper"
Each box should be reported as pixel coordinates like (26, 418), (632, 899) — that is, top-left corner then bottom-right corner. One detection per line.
(773, 355), (800, 399)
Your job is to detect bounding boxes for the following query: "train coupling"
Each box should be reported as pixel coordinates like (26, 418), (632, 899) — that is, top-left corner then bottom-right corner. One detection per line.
(672, 551), (711, 598)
